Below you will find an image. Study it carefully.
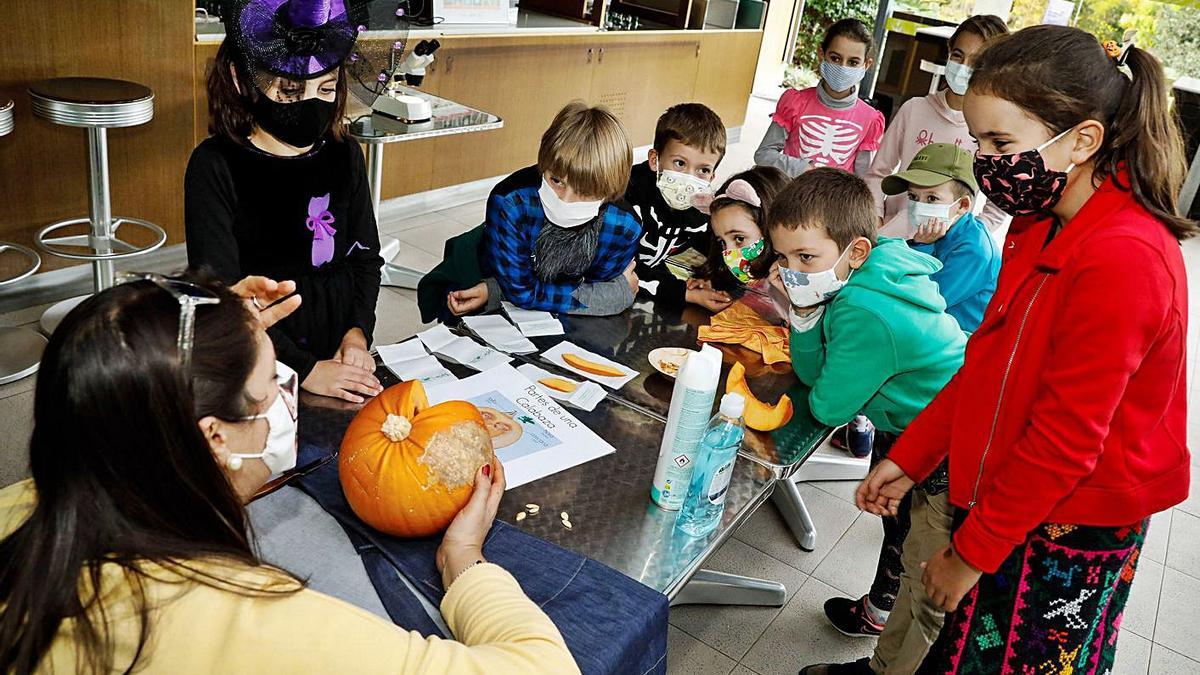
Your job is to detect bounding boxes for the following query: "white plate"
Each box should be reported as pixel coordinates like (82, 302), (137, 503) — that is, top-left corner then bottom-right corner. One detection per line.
(648, 347), (695, 379)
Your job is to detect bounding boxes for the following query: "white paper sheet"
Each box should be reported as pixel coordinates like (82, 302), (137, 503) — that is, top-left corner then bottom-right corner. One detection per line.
(541, 341), (638, 389)
(416, 323), (458, 352)
(424, 364), (616, 488)
(376, 339), (457, 386)
(516, 363), (607, 412)
(416, 323), (512, 372)
(501, 302), (565, 337)
(462, 314), (537, 354)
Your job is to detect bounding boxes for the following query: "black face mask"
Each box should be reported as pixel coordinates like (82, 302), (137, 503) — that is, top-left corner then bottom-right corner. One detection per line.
(251, 94), (335, 148)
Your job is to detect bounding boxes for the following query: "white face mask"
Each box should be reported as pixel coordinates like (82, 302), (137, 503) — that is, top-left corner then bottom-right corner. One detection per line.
(779, 245), (854, 308)
(538, 178), (603, 229)
(656, 169), (711, 211)
(228, 361), (299, 474)
(907, 200), (956, 232)
(943, 60), (972, 96)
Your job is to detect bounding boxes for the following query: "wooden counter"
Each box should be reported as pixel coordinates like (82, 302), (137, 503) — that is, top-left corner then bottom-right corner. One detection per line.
(0, 2), (762, 275)
(194, 29), (762, 204)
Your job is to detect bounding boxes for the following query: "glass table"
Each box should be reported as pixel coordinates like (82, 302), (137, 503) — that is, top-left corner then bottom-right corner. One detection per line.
(252, 358), (786, 608)
(347, 86), (502, 289)
(461, 297), (834, 551)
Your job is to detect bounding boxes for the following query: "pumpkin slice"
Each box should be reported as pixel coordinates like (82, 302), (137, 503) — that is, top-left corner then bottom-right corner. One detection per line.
(725, 362), (793, 431)
(562, 353), (626, 378)
(539, 377), (579, 393)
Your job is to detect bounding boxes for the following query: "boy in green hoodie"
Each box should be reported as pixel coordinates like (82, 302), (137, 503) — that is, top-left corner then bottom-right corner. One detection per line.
(767, 169), (966, 675)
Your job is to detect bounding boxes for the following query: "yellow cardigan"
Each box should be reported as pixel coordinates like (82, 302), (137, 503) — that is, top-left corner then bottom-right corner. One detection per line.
(0, 480), (579, 674)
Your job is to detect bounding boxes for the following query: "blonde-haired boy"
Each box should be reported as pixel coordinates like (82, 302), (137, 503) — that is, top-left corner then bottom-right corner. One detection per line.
(441, 101), (642, 317)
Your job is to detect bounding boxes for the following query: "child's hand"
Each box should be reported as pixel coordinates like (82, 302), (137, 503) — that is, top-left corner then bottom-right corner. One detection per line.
(448, 283), (489, 316)
(912, 219), (951, 244)
(686, 287), (733, 313)
(768, 262), (787, 297)
(922, 545), (982, 612)
(623, 260), (639, 295)
(686, 277), (712, 291)
(303, 360), (383, 404)
(334, 328), (373, 372)
(856, 459), (915, 516)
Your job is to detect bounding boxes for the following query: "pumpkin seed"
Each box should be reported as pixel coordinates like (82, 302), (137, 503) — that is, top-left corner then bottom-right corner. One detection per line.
(562, 521), (573, 530)
(525, 503), (540, 514)
(560, 511), (569, 520)
(515, 512), (527, 522)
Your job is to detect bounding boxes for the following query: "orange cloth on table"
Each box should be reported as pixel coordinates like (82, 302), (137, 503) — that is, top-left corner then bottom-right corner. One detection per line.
(698, 302), (790, 364)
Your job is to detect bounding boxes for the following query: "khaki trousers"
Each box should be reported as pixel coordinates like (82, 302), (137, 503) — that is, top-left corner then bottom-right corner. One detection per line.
(869, 490), (953, 675)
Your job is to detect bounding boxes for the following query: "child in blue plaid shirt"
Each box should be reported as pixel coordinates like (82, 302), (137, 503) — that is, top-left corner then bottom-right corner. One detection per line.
(446, 102), (642, 317)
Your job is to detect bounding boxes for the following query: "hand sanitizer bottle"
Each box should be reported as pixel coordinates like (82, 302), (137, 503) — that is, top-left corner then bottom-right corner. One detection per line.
(651, 345), (722, 510)
(676, 393), (746, 537)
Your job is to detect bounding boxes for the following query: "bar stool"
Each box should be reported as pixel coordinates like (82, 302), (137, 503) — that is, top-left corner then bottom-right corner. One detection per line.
(0, 100), (48, 384)
(29, 78), (167, 334)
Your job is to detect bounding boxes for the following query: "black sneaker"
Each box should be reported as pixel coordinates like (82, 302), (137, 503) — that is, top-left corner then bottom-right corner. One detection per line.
(823, 595), (885, 638)
(799, 657), (874, 675)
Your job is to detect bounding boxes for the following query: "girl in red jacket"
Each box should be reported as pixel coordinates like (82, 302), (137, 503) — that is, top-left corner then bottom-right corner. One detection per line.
(858, 26), (1193, 674)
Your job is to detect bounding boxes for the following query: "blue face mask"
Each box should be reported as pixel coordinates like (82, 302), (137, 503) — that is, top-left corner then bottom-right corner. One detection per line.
(820, 61), (867, 93)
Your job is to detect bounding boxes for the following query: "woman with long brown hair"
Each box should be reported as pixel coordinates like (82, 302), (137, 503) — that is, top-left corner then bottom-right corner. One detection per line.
(859, 26), (1193, 673)
(0, 273), (576, 673)
(186, 0), (384, 405)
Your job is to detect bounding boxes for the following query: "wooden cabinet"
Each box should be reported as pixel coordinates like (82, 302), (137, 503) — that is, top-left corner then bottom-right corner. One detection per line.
(430, 37), (595, 188)
(694, 31), (762, 132)
(588, 39), (700, 145)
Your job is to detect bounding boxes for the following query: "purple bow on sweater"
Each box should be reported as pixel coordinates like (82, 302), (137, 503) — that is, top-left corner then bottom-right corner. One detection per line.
(306, 193), (337, 267)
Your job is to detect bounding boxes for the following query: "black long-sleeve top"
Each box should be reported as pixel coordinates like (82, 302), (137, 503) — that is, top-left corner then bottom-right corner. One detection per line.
(184, 135), (383, 380)
(624, 161), (711, 306)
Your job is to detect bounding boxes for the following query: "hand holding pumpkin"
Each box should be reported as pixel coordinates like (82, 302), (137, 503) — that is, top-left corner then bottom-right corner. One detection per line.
(438, 460), (505, 589)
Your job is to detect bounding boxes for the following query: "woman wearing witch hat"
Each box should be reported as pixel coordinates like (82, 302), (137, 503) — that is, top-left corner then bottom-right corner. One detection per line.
(186, 0), (384, 404)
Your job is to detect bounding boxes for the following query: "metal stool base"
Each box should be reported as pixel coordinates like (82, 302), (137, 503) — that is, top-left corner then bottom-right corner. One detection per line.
(0, 327), (47, 385)
(40, 295), (89, 335)
(37, 216), (166, 261)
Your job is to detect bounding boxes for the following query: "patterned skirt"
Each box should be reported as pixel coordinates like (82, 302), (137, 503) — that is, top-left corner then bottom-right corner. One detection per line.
(920, 519), (1148, 675)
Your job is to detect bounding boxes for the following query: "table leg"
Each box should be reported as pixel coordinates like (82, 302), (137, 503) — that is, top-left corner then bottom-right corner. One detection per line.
(771, 477), (817, 552)
(671, 569), (786, 607)
(367, 143), (385, 217)
(368, 144), (428, 291)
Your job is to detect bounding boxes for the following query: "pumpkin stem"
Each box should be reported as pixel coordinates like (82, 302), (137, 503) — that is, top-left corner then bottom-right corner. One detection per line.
(381, 414), (412, 442)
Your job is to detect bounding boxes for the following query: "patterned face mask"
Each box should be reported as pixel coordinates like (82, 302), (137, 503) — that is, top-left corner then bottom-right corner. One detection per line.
(780, 245), (854, 308)
(721, 239), (764, 284)
(656, 170), (712, 211)
(973, 127), (1077, 217)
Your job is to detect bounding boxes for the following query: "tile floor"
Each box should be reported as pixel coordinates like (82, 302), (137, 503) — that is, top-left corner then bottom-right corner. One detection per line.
(0, 96), (1196, 673)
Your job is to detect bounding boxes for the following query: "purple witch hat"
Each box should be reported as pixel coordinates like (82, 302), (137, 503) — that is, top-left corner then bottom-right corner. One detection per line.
(228, 0), (360, 80)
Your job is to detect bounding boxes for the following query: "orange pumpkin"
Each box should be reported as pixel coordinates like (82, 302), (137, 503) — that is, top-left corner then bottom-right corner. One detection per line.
(725, 362), (793, 431)
(339, 380), (495, 537)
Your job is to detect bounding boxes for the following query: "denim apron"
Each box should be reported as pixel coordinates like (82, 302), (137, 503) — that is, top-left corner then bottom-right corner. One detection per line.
(293, 442), (669, 675)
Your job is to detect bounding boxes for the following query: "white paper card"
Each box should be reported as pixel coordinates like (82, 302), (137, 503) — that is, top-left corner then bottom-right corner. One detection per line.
(501, 302), (565, 337)
(541, 341), (638, 389)
(462, 314), (538, 354)
(436, 335), (512, 372)
(417, 323), (458, 352)
(424, 364), (616, 488)
(516, 363), (607, 412)
(376, 339), (457, 386)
